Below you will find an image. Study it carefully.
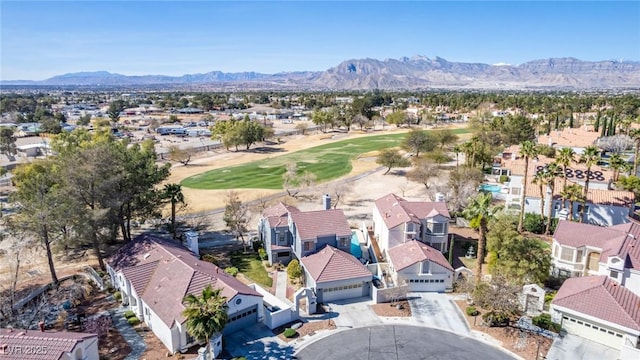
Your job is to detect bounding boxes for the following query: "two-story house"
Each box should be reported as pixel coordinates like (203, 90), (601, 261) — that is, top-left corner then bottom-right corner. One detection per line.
(289, 209), (353, 259)
(549, 219), (640, 358)
(258, 202), (301, 265)
(372, 193), (450, 254)
(387, 240), (454, 292)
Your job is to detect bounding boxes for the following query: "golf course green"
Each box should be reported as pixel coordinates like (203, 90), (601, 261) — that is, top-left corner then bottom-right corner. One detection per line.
(181, 129), (468, 190)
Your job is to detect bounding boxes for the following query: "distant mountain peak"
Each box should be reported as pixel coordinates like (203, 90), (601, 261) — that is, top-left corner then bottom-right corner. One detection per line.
(2, 56), (639, 90)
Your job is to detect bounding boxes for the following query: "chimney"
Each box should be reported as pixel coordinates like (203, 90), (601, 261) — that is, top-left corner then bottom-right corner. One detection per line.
(185, 231), (199, 256)
(39, 321), (45, 332)
(322, 194), (331, 210)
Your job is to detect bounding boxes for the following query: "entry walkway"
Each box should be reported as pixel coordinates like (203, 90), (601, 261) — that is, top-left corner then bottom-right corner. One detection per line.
(275, 270), (288, 300)
(110, 306), (147, 360)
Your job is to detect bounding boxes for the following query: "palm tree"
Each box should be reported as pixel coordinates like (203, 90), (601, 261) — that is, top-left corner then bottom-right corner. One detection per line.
(517, 141), (538, 233)
(555, 147), (576, 189)
(182, 285), (228, 360)
(532, 170), (547, 217)
(462, 192), (498, 283)
(579, 146), (601, 222)
(453, 144), (462, 168)
(560, 184), (585, 221)
(630, 128), (640, 176)
(543, 163), (561, 234)
(609, 153), (627, 182)
(163, 183), (185, 237)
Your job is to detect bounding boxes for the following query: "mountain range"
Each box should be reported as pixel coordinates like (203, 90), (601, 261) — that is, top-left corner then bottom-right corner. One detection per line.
(3, 56), (640, 90)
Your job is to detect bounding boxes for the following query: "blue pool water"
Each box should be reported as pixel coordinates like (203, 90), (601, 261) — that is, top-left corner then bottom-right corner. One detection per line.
(351, 231), (362, 258)
(479, 183), (502, 193)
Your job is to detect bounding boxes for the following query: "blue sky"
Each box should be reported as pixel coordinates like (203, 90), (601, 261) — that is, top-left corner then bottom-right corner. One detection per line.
(1, 1), (639, 80)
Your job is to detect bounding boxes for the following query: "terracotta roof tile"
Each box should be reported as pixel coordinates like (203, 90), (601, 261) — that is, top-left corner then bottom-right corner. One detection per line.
(374, 193), (450, 230)
(504, 156), (613, 183)
(525, 177), (634, 207)
(262, 202), (299, 228)
(300, 245), (371, 283)
(538, 128), (600, 148)
(289, 209), (351, 240)
(553, 276), (640, 331)
(387, 240), (454, 272)
(0, 328), (97, 360)
(553, 221), (627, 249)
(108, 235), (261, 328)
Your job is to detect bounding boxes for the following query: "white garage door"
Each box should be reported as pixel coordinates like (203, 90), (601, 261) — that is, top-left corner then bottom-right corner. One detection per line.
(407, 278), (446, 292)
(320, 282), (367, 303)
(224, 305), (258, 334)
(561, 315), (623, 349)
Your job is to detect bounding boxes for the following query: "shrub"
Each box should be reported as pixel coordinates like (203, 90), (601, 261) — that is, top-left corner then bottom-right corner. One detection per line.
(532, 313), (562, 333)
(499, 175), (509, 183)
(258, 248), (267, 261)
(224, 267), (239, 277)
(287, 259), (302, 280)
(544, 291), (557, 304)
(114, 291), (122, 302)
(466, 306), (479, 316)
(482, 311), (510, 327)
(252, 239), (262, 252)
(283, 328), (297, 338)
(523, 213), (545, 234)
(201, 254), (219, 265)
(127, 317), (140, 326)
(123, 310), (136, 319)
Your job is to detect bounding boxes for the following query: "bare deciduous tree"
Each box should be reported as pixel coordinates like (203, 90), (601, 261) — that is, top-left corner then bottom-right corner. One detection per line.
(407, 158), (439, 189)
(168, 145), (194, 166)
(223, 191), (250, 250)
(283, 162), (316, 198)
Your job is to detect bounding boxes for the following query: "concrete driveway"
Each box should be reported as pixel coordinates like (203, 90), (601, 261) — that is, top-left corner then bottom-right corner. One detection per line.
(407, 293), (470, 335)
(224, 323), (295, 359)
(545, 333), (619, 360)
(296, 325), (515, 360)
(324, 297), (382, 328)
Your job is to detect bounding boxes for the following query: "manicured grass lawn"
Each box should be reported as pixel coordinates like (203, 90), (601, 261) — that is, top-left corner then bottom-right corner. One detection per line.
(182, 129), (469, 189)
(230, 251), (273, 288)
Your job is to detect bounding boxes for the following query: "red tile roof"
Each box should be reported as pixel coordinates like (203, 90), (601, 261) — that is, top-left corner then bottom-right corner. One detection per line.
(289, 209), (351, 240)
(538, 127), (600, 148)
(262, 202), (300, 228)
(553, 276), (640, 331)
(300, 245), (371, 283)
(504, 156), (613, 183)
(108, 235), (261, 327)
(0, 328), (97, 360)
(374, 193), (450, 230)
(387, 240), (454, 272)
(524, 177), (634, 207)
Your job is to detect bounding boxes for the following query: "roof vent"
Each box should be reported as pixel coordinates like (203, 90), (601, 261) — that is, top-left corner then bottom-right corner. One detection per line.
(143, 253), (151, 259)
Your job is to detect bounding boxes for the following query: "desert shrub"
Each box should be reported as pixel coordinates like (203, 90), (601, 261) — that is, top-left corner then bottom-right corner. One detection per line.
(224, 267), (239, 277)
(532, 313), (562, 333)
(127, 317), (140, 326)
(482, 311), (510, 327)
(258, 248), (267, 261)
(114, 291), (122, 301)
(499, 175), (509, 183)
(466, 306), (479, 316)
(123, 310), (136, 319)
(252, 239), (262, 252)
(544, 291), (556, 304)
(283, 328), (297, 338)
(523, 213), (545, 234)
(537, 145), (556, 158)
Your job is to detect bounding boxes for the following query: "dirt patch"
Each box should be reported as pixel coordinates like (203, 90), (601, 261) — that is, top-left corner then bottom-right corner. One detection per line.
(275, 319), (337, 343)
(454, 300), (553, 360)
(370, 300), (412, 317)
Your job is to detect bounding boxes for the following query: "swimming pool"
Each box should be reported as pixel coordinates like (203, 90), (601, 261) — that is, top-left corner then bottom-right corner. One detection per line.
(351, 231), (362, 258)
(479, 183), (502, 193)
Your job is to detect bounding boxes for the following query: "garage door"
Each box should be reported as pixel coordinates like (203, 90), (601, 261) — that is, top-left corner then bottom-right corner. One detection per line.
(561, 314), (623, 349)
(407, 278), (446, 292)
(224, 305), (258, 334)
(321, 282), (368, 303)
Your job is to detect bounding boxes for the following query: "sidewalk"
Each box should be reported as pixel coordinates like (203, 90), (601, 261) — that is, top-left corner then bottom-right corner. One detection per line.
(110, 306), (147, 360)
(275, 270), (288, 300)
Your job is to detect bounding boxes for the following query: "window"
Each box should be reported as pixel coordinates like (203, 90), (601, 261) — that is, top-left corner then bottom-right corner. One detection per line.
(421, 261), (430, 274)
(303, 242), (314, 251)
(554, 202), (561, 211)
(576, 249), (583, 261)
(553, 245), (559, 258)
(430, 223), (445, 235)
(406, 223), (415, 232)
(610, 270), (619, 279)
(278, 232), (286, 244)
(277, 251), (290, 258)
(560, 247), (574, 262)
(511, 187), (521, 195)
(339, 238), (349, 248)
(577, 204), (590, 215)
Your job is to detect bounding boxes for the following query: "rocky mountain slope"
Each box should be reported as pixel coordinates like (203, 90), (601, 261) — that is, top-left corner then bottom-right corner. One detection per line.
(3, 56), (639, 90)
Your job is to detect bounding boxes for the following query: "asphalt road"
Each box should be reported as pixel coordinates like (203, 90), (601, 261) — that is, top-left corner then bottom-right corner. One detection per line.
(295, 325), (515, 360)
